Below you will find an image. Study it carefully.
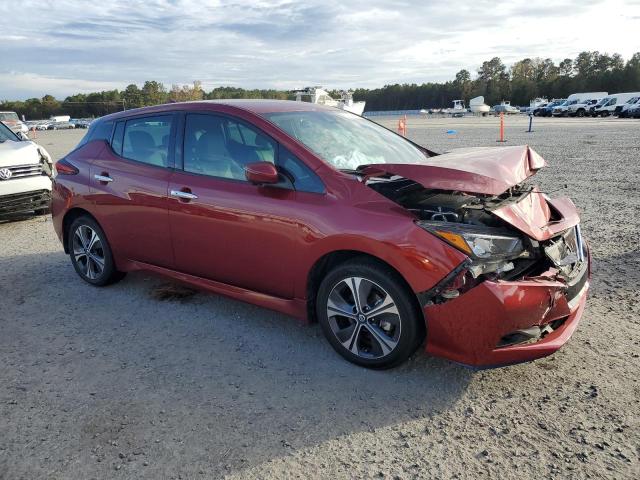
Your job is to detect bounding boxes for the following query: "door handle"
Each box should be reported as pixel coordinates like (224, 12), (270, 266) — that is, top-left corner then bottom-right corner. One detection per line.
(170, 190), (198, 200)
(94, 174), (113, 183)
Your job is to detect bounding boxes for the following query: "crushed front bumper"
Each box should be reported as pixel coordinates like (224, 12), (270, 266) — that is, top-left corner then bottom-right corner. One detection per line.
(423, 253), (590, 368)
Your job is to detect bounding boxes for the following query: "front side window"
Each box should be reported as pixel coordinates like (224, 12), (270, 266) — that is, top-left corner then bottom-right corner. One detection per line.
(183, 114), (277, 181)
(263, 110), (427, 171)
(278, 147), (324, 193)
(122, 115), (172, 167)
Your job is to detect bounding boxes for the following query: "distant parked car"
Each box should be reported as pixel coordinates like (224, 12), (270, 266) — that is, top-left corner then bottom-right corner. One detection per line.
(48, 122), (76, 130)
(615, 96), (640, 117)
(531, 103), (548, 115)
(628, 104), (640, 118)
(0, 121), (53, 219)
(491, 102), (519, 115)
(537, 100), (566, 117)
(73, 119), (90, 129)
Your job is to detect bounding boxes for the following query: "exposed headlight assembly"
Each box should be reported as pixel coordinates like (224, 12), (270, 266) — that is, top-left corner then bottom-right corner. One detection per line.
(416, 221), (525, 263)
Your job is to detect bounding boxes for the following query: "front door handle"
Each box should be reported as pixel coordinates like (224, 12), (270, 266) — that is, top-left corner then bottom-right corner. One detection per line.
(94, 174), (113, 183)
(170, 190), (198, 200)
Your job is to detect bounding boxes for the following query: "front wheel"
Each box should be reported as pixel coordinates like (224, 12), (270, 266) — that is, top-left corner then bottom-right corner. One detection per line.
(316, 259), (424, 369)
(67, 216), (125, 286)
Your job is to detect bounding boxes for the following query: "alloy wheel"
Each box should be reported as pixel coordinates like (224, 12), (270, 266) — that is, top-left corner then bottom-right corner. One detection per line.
(326, 276), (402, 359)
(72, 225), (105, 280)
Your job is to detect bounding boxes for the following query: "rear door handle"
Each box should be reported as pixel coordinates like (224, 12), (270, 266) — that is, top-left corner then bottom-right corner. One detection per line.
(170, 190), (198, 200)
(94, 174), (113, 183)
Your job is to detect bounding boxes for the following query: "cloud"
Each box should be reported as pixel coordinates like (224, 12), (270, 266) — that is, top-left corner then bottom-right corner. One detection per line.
(0, 72), (119, 100)
(0, 0), (638, 99)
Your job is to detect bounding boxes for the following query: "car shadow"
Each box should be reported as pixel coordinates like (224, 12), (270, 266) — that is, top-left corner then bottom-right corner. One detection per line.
(1, 250), (475, 477)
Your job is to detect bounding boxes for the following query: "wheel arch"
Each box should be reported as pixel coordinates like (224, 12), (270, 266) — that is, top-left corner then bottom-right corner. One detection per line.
(306, 249), (425, 327)
(61, 207), (100, 254)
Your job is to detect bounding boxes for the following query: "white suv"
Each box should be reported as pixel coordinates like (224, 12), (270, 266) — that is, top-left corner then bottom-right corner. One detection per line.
(0, 122), (53, 219)
(567, 99), (599, 117)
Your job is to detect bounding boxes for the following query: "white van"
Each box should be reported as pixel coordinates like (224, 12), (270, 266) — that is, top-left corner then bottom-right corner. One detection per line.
(566, 92), (608, 117)
(593, 93), (640, 117)
(615, 96), (640, 117)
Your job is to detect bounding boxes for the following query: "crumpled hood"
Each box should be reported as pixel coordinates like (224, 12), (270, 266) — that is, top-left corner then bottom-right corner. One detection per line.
(361, 145), (546, 195)
(0, 139), (45, 167)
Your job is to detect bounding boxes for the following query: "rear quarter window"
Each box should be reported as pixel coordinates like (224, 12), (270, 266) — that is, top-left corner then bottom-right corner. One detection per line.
(77, 120), (114, 148)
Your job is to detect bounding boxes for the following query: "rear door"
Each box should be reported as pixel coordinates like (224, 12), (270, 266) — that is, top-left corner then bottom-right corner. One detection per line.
(89, 114), (176, 268)
(167, 112), (325, 298)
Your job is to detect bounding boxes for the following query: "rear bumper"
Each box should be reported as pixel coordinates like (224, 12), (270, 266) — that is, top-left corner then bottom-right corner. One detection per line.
(424, 259), (590, 368)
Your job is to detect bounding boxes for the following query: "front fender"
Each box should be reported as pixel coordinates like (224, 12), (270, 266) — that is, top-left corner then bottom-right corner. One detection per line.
(297, 224), (468, 299)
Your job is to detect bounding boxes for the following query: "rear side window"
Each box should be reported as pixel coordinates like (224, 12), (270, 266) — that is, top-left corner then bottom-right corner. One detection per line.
(122, 115), (173, 167)
(78, 120), (113, 148)
(111, 121), (124, 155)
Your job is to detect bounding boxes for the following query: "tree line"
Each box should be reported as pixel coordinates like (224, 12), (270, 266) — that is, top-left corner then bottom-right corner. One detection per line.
(2, 51), (638, 119)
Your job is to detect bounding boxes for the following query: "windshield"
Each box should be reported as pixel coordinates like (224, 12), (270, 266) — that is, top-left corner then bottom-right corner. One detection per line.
(0, 112), (20, 122)
(263, 110), (427, 170)
(595, 98), (610, 107)
(0, 121), (18, 142)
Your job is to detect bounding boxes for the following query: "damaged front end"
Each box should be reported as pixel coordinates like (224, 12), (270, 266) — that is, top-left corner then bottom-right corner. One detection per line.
(360, 146), (590, 367)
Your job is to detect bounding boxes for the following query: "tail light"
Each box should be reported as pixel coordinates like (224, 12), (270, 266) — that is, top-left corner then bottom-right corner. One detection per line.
(54, 158), (79, 175)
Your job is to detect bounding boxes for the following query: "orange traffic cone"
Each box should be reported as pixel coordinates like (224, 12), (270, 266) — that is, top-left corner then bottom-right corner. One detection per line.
(397, 115), (407, 136)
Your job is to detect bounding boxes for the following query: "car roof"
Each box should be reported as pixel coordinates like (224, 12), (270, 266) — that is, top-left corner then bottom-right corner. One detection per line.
(100, 99), (336, 122)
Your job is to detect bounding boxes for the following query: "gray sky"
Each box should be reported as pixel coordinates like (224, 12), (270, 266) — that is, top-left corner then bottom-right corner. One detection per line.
(1, 0), (639, 99)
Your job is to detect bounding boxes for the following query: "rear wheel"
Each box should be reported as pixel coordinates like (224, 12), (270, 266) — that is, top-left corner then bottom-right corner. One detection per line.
(316, 259), (424, 369)
(577, 109), (585, 117)
(67, 216), (125, 286)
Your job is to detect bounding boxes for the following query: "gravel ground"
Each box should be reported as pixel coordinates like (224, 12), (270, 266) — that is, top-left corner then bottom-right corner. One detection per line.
(0, 117), (638, 479)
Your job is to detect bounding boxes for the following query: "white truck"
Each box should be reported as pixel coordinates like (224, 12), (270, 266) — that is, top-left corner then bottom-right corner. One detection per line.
(566, 92), (608, 117)
(593, 92), (640, 117)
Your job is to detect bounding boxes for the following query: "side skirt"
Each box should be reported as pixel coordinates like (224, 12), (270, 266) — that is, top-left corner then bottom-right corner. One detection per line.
(122, 259), (309, 322)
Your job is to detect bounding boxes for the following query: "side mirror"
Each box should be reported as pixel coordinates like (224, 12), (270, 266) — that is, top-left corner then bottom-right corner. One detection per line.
(244, 161), (279, 185)
(17, 131), (30, 141)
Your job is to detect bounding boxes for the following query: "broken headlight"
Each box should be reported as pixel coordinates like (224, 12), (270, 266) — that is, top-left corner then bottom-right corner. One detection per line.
(416, 221), (525, 261)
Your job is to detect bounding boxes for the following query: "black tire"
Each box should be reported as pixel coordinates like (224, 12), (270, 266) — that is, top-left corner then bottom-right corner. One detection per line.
(67, 215), (125, 286)
(316, 258), (424, 369)
(577, 109), (585, 117)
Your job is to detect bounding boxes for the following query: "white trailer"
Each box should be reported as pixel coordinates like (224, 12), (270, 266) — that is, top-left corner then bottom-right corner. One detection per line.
(49, 115), (71, 123)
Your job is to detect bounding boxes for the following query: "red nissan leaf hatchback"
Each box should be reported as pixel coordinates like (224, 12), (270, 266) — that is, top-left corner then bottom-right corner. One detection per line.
(51, 100), (590, 369)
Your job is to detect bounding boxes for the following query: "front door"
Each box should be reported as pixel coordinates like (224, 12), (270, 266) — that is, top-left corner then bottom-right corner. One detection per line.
(168, 112), (312, 299)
